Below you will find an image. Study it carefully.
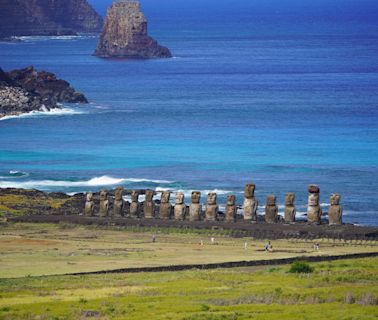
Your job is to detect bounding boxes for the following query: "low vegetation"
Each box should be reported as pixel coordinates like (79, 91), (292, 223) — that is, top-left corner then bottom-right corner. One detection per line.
(289, 261), (314, 273)
(0, 223), (377, 278)
(0, 257), (377, 319)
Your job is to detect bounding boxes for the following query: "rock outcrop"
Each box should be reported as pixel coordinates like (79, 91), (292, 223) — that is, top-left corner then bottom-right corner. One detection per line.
(0, 0), (103, 39)
(0, 66), (88, 118)
(94, 0), (172, 59)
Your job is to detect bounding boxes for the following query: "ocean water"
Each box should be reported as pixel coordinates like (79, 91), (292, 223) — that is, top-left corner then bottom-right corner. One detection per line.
(0, 1), (378, 225)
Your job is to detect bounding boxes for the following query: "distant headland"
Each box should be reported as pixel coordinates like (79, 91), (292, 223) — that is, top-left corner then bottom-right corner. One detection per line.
(94, 0), (172, 59)
(0, 0), (102, 40)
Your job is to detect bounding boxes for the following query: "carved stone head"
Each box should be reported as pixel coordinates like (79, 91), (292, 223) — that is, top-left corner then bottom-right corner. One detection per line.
(100, 190), (108, 201)
(227, 195), (236, 206)
(175, 192), (184, 204)
(244, 184), (256, 198)
(86, 192), (93, 202)
(191, 191), (201, 204)
(308, 184), (320, 194)
(266, 194), (276, 206)
(330, 193), (341, 205)
(131, 190), (139, 202)
(115, 187), (124, 201)
(207, 192), (217, 205)
(145, 189), (154, 202)
(161, 191), (170, 203)
(308, 193), (319, 206)
(285, 193), (295, 206)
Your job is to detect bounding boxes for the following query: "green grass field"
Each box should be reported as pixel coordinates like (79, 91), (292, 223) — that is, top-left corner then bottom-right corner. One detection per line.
(0, 257), (377, 319)
(0, 223), (377, 319)
(1, 223), (377, 278)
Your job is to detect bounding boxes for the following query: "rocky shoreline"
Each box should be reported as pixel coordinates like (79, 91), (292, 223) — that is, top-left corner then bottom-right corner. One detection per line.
(0, 66), (88, 119)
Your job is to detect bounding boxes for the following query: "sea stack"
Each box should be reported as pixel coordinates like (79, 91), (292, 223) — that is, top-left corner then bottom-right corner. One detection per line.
(94, 0), (172, 59)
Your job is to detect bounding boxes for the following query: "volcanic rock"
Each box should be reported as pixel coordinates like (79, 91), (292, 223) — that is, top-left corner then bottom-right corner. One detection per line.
(0, 66), (88, 118)
(0, 0), (103, 39)
(94, 0), (172, 59)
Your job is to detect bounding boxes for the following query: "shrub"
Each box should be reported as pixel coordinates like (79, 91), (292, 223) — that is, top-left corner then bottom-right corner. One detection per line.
(289, 261), (314, 274)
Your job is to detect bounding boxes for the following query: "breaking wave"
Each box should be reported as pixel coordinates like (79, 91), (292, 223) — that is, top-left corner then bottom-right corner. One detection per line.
(0, 107), (84, 121)
(0, 176), (174, 190)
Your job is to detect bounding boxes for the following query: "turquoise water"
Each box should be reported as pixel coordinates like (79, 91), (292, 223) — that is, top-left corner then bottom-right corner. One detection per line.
(0, 1), (378, 225)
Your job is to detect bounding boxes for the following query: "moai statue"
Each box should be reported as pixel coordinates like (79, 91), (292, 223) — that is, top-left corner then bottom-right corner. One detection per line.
(84, 192), (95, 217)
(159, 191), (172, 220)
(243, 183), (258, 221)
(189, 191), (202, 221)
(129, 190), (140, 218)
(144, 189), (155, 219)
(328, 193), (343, 225)
(99, 189), (109, 217)
(284, 192), (296, 223)
(205, 192), (218, 221)
(265, 194), (278, 223)
(307, 185), (322, 224)
(174, 192), (186, 220)
(113, 187), (124, 217)
(225, 195), (237, 222)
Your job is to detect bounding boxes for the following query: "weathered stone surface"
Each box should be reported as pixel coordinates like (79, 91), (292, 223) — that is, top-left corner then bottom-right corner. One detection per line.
(174, 192), (186, 221)
(329, 193), (343, 225)
(225, 195), (237, 222)
(99, 190), (109, 217)
(243, 183), (258, 221)
(307, 185), (322, 224)
(159, 191), (172, 220)
(284, 192), (296, 223)
(84, 192), (95, 217)
(205, 192), (218, 221)
(143, 189), (155, 219)
(189, 191), (202, 221)
(94, 0), (172, 59)
(129, 190), (140, 218)
(265, 194), (278, 223)
(113, 187), (124, 217)
(0, 0), (103, 39)
(0, 66), (88, 118)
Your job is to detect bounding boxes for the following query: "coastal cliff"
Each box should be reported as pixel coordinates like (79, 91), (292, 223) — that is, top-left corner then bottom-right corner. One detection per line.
(0, 66), (88, 119)
(94, 0), (172, 59)
(0, 0), (103, 39)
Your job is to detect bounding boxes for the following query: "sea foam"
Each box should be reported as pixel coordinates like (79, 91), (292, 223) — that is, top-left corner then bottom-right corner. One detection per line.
(0, 107), (83, 121)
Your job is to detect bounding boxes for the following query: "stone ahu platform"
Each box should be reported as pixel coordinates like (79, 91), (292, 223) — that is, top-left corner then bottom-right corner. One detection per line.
(8, 215), (378, 241)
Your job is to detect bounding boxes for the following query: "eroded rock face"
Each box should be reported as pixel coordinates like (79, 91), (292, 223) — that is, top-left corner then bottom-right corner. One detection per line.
(0, 66), (88, 118)
(0, 0), (103, 39)
(205, 192), (218, 221)
(189, 191), (202, 221)
(174, 192), (186, 221)
(99, 190), (109, 217)
(159, 191), (172, 220)
(84, 192), (95, 217)
(265, 194), (278, 223)
(284, 193), (296, 223)
(307, 185), (322, 224)
(129, 190), (140, 218)
(225, 195), (237, 222)
(113, 187), (124, 217)
(329, 193), (343, 225)
(144, 189), (155, 219)
(94, 0), (172, 59)
(243, 183), (258, 221)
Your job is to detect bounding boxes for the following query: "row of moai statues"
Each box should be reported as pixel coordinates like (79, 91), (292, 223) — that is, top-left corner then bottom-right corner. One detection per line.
(84, 184), (343, 225)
